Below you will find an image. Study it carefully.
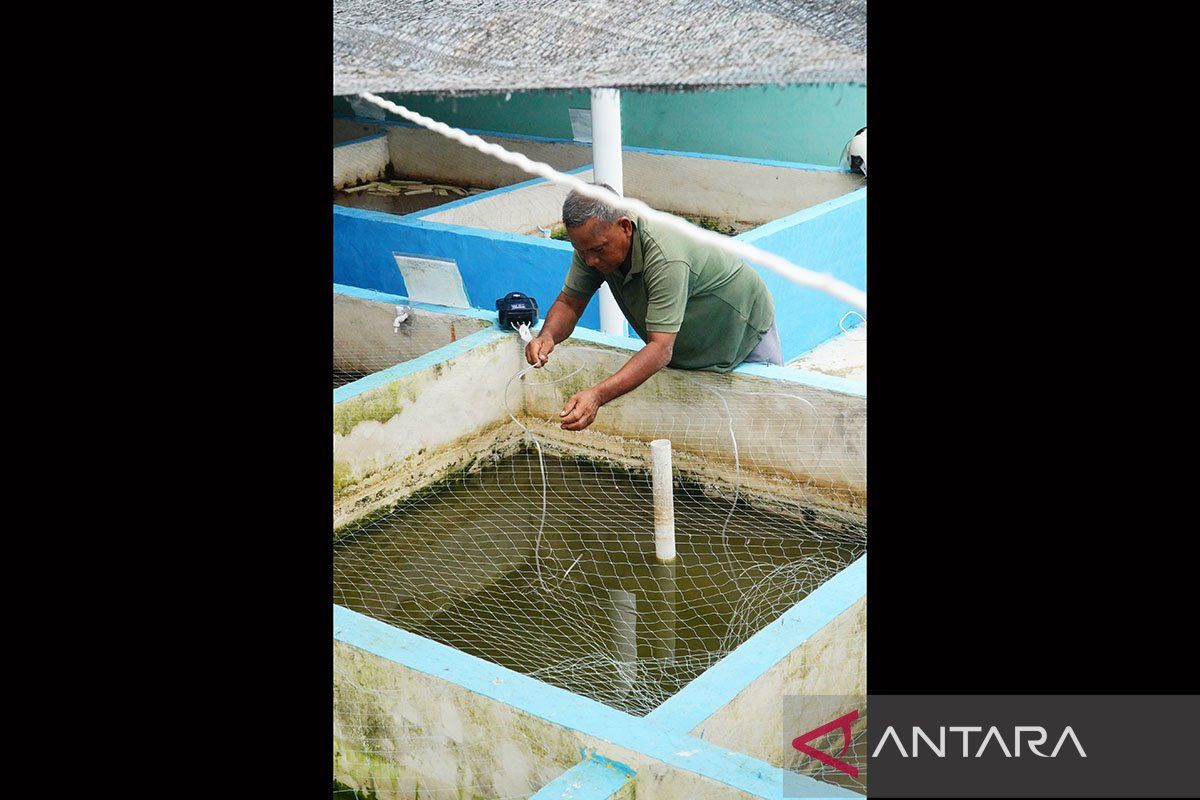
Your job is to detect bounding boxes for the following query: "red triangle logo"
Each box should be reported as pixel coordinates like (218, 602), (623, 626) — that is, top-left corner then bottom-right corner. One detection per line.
(792, 709), (860, 779)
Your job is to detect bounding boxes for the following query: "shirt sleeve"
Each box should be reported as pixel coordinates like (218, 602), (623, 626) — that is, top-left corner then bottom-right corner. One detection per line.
(643, 260), (690, 333)
(561, 251), (604, 301)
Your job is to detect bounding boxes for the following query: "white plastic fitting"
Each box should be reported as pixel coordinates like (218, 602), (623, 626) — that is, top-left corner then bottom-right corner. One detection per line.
(650, 438), (676, 563)
(393, 305), (410, 332)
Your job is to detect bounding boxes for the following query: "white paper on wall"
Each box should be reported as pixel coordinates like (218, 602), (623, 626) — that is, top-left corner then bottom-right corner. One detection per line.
(568, 108), (593, 143)
(392, 252), (471, 308)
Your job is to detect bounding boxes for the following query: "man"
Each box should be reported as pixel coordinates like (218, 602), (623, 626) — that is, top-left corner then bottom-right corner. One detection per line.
(525, 183), (781, 431)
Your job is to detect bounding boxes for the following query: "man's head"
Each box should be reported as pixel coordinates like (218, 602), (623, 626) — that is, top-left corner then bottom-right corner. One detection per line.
(562, 183), (635, 275)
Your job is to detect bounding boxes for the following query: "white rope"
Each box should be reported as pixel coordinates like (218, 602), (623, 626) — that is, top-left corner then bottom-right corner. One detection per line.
(358, 92), (867, 312)
(839, 310), (866, 340)
(502, 332), (589, 594)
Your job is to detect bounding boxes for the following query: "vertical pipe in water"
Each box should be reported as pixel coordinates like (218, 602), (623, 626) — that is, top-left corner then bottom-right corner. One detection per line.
(590, 88), (628, 338)
(650, 439), (676, 563)
(646, 561), (678, 664)
(608, 588), (638, 701)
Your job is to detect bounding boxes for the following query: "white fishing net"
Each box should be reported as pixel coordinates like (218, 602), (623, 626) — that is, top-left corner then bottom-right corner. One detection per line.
(335, 339), (865, 710)
(333, 292), (490, 389)
(333, 338), (865, 797)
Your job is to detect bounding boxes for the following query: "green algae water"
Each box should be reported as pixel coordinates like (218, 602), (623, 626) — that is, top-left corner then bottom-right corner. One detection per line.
(333, 450), (864, 715)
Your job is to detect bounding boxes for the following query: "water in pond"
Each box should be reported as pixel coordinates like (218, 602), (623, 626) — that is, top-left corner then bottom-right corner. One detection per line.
(333, 450), (864, 715)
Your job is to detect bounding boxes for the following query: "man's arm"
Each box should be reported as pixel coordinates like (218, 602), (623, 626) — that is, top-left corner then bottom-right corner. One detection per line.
(559, 331), (676, 431)
(525, 291), (588, 367)
(559, 257), (688, 431)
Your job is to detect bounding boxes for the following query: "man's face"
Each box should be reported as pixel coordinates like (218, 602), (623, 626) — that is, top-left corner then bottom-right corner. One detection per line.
(566, 217), (634, 275)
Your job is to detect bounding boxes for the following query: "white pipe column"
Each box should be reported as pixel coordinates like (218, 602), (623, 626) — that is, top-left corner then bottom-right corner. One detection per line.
(590, 88), (627, 338)
(650, 439), (676, 563)
(607, 588), (638, 700)
(647, 561), (677, 666)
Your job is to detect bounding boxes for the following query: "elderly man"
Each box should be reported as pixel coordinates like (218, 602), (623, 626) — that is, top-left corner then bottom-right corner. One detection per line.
(526, 183), (781, 431)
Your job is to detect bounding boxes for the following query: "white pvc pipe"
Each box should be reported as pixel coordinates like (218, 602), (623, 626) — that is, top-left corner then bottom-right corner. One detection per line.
(650, 439), (676, 563)
(591, 88), (628, 338)
(597, 286), (625, 338)
(590, 88), (624, 195)
(647, 561), (677, 663)
(608, 588), (638, 700)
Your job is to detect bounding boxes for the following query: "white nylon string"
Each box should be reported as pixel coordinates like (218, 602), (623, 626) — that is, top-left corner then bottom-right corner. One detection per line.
(357, 92), (867, 312)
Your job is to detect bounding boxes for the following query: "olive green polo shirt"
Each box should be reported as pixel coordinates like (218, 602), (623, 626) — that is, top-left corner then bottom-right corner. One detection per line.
(561, 215), (775, 372)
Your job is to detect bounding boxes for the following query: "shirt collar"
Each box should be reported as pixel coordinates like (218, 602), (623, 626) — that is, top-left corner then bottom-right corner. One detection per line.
(624, 215), (644, 284)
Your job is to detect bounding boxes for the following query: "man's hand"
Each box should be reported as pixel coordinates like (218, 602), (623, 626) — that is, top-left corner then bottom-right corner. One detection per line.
(525, 334), (556, 368)
(557, 333), (674, 431)
(560, 388), (603, 431)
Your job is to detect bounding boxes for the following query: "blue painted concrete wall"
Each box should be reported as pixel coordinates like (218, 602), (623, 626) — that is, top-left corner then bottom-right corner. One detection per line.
(738, 189), (866, 358)
(333, 186), (866, 362)
(336, 83), (866, 167)
(333, 206), (602, 330)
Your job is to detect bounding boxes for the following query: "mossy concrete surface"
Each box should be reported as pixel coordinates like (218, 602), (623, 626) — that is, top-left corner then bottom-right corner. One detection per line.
(333, 334), (523, 525)
(524, 340), (866, 513)
(335, 640), (581, 799)
(333, 333), (866, 530)
(334, 422), (525, 533)
(688, 596), (866, 769)
(334, 638), (850, 800)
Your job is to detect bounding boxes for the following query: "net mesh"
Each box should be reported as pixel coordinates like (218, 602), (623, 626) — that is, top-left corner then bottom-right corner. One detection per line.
(333, 335), (866, 798)
(334, 0), (866, 96)
(333, 293), (489, 388)
(335, 448), (864, 715)
(335, 340), (865, 688)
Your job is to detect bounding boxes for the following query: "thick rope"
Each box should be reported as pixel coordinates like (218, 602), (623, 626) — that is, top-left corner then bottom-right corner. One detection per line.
(358, 92), (867, 312)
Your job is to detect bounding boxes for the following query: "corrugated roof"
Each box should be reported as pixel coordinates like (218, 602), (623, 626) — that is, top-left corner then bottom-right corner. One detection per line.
(334, 0), (865, 96)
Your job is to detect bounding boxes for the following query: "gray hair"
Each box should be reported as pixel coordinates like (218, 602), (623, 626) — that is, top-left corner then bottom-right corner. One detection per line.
(562, 182), (624, 228)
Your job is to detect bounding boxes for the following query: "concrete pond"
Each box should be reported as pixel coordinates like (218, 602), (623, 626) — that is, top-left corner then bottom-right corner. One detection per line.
(333, 287), (867, 799)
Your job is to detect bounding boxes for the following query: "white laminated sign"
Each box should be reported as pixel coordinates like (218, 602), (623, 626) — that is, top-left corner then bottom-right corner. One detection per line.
(392, 252), (471, 308)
